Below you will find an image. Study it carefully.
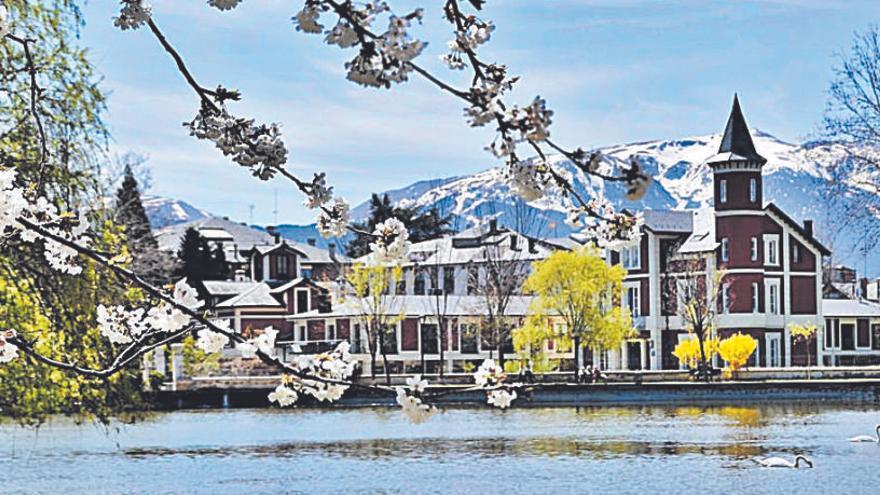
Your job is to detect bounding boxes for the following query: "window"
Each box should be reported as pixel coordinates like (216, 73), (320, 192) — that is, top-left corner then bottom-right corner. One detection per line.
(749, 178), (757, 203)
(824, 318), (839, 350)
(467, 265), (479, 295)
(752, 282), (759, 313)
(429, 267), (439, 294)
(275, 255), (289, 277)
(768, 282), (779, 315)
(414, 268), (426, 295)
(721, 283), (731, 314)
(764, 236), (779, 266)
(328, 324), (336, 340)
(421, 324), (439, 354)
(720, 179), (728, 204)
(750, 237), (759, 261)
(792, 244), (800, 264)
(626, 286), (641, 318)
(460, 323), (479, 353)
(622, 245), (640, 270)
(841, 323), (855, 351)
(443, 267), (455, 294)
(720, 238), (729, 262)
(857, 319), (870, 349)
(295, 289), (309, 314)
(872, 324), (880, 351)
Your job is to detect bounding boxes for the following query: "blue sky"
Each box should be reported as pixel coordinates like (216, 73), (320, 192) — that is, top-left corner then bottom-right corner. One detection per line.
(80, 0), (880, 225)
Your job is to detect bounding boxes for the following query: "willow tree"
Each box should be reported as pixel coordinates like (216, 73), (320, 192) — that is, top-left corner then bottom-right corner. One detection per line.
(521, 247), (633, 379)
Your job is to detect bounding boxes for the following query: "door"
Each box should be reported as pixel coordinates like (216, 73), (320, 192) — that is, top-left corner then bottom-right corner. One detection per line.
(627, 342), (642, 370)
(766, 333), (781, 367)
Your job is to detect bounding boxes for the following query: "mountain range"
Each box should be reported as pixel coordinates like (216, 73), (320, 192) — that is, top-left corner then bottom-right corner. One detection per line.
(143, 130), (879, 278)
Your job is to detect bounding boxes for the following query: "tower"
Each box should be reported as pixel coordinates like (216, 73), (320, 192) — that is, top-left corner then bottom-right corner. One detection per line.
(708, 94), (766, 210)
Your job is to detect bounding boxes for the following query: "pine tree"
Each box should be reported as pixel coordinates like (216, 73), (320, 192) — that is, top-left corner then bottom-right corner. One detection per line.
(177, 227), (213, 283)
(114, 161), (172, 284)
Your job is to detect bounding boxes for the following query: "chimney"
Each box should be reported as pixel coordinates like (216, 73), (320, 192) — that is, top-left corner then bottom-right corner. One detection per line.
(266, 226), (281, 244)
(307, 238), (317, 247)
(510, 235), (519, 251)
(803, 220), (813, 238)
(528, 238), (537, 254)
(489, 218), (497, 233)
(234, 269), (247, 282)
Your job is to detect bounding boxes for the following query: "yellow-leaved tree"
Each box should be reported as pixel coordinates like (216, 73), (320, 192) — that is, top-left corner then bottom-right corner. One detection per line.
(520, 247), (633, 379)
(718, 332), (758, 379)
(345, 263), (404, 384)
(789, 323), (817, 375)
(673, 337), (719, 371)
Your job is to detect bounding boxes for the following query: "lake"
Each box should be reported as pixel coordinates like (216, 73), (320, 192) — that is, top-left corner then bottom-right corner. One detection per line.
(1, 404), (879, 494)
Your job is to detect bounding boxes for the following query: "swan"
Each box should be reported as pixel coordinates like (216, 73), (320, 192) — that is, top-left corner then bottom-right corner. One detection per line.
(848, 424), (880, 443)
(755, 455), (813, 468)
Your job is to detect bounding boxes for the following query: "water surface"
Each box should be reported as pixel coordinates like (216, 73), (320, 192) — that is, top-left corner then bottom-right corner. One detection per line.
(2, 404), (879, 494)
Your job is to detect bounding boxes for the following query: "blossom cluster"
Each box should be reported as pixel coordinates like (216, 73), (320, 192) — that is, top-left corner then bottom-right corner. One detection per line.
(207, 0), (242, 11)
(293, 1), (427, 89)
(113, 0), (151, 31)
(316, 197), (351, 238)
(440, 15), (494, 71)
(473, 359), (518, 409)
(369, 217), (410, 262)
(268, 341), (356, 407)
(0, 5), (10, 38)
(0, 330), (18, 364)
(96, 280), (203, 345)
(395, 374), (435, 423)
(185, 104), (288, 181)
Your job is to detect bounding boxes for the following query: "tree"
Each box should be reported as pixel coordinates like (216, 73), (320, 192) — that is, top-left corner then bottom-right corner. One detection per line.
(521, 247), (633, 379)
(673, 337), (719, 371)
(114, 154), (174, 285)
(346, 194), (453, 258)
(823, 26), (880, 255)
(671, 255), (729, 382)
(718, 333), (758, 380)
(175, 228), (229, 283)
(345, 263), (404, 384)
(789, 323), (817, 377)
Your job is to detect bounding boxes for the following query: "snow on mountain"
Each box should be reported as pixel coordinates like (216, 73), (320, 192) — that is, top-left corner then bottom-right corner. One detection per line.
(142, 196), (209, 229)
(355, 131), (879, 278)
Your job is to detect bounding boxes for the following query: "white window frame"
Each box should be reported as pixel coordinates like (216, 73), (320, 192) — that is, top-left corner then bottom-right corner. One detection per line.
(721, 283), (731, 314)
(750, 237), (759, 261)
(294, 288), (311, 314)
(765, 279), (780, 315)
(621, 244), (640, 270)
(625, 285), (641, 318)
(275, 254), (289, 277)
(749, 178), (757, 203)
(764, 235), (780, 266)
(720, 238), (729, 262)
(856, 320), (872, 350)
(792, 243), (800, 264)
(720, 179), (728, 204)
(751, 282), (759, 313)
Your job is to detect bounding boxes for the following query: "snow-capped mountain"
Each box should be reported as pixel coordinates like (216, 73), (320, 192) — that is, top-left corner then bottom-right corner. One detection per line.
(353, 130), (879, 278)
(142, 196), (209, 229)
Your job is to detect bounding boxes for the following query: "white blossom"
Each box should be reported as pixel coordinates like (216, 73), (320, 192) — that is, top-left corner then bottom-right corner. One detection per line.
(395, 387), (435, 423)
(0, 330), (18, 364)
(96, 304), (147, 345)
(207, 0), (241, 11)
(369, 217), (410, 262)
(405, 374), (428, 393)
(268, 384), (298, 407)
(473, 358), (506, 387)
(196, 327), (229, 354)
(325, 21), (359, 48)
(316, 197), (350, 238)
(0, 169), (28, 235)
(624, 156), (651, 201)
(236, 341), (258, 359)
(254, 326), (278, 355)
(304, 173), (333, 209)
(281, 341), (355, 403)
(487, 389), (517, 409)
(0, 5), (10, 38)
(114, 0), (151, 31)
(506, 158), (549, 202)
(293, 6), (323, 33)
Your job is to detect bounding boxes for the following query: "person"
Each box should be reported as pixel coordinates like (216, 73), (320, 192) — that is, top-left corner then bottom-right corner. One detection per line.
(592, 365), (607, 384)
(524, 359), (535, 383)
(584, 364), (594, 384)
(577, 366), (586, 383)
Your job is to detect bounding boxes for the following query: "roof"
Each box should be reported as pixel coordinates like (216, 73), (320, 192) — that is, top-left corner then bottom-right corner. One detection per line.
(202, 280), (259, 296)
(198, 228), (235, 241)
(287, 295), (536, 320)
(764, 203), (831, 255)
(823, 298), (880, 318)
(216, 283), (284, 308)
(251, 241), (348, 264)
(253, 243), (308, 258)
(707, 95), (767, 165)
(155, 217), (274, 252)
(677, 208), (717, 253)
(643, 209), (693, 234)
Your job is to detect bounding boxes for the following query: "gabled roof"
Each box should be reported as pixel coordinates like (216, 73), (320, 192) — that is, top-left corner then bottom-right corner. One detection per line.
(216, 283), (283, 308)
(707, 94), (767, 165)
(253, 242), (309, 257)
(677, 208), (717, 253)
(643, 210), (693, 234)
(202, 280), (259, 296)
(764, 203), (831, 255)
(823, 298), (880, 318)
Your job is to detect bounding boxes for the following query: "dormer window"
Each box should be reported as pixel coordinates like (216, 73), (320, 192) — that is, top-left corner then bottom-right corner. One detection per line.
(720, 179), (728, 204)
(275, 255), (289, 278)
(749, 178), (757, 203)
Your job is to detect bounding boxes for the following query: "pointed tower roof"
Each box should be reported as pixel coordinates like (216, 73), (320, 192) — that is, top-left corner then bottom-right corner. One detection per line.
(707, 94), (766, 166)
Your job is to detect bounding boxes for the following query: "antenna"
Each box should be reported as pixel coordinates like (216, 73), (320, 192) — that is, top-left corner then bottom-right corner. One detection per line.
(248, 204), (255, 225)
(273, 189), (279, 226)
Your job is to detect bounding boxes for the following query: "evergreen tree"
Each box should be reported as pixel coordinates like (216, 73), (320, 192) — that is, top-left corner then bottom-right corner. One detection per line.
(114, 159), (172, 285)
(176, 229), (229, 282)
(346, 194), (453, 258)
(210, 242), (229, 280)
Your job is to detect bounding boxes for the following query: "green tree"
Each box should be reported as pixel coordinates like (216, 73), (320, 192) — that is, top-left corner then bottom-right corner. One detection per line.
(0, 2), (150, 424)
(520, 247), (633, 379)
(346, 194), (453, 258)
(114, 155), (172, 285)
(176, 227), (213, 283)
(345, 263), (404, 383)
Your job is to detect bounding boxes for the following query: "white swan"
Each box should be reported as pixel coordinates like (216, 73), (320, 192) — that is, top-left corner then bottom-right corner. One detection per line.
(755, 455), (813, 469)
(848, 424), (880, 443)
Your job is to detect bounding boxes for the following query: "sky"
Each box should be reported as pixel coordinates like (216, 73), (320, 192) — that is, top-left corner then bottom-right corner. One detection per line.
(80, 0), (880, 225)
